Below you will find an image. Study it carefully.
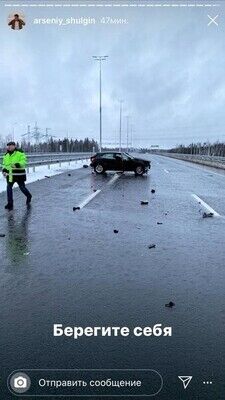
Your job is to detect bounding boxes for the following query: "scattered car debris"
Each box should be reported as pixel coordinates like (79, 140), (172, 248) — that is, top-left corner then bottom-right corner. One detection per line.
(151, 189), (155, 193)
(157, 222), (163, 225)
(73, 207), (80, 211)
(165, 301), (175, 308)
(114, 229), (119, 234)
(0, 234), (6, 238)
(203, 212), (214, 218)
(83, 164), (89, 168)
(45, 175), (51, 178)
(141, 201), (148, 205)
(148, 244), (156, 249)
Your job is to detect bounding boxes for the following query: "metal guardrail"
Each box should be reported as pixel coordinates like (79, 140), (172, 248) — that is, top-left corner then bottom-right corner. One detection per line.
(0, 154), (91, 173)
(159, 152), (225, 169)
(0, 152), (92, 161)
(161, 153), (225, 162)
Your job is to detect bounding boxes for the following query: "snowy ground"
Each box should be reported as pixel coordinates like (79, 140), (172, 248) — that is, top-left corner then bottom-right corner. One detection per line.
(0, 158), (90, 194)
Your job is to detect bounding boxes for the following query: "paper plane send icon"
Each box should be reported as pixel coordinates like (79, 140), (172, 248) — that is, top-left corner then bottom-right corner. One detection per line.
(178, 376), (193, 389)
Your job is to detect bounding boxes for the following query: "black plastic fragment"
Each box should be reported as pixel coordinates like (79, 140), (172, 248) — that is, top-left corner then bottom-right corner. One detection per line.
(165, 301), (175, 308)
(203, 212), (214, 218)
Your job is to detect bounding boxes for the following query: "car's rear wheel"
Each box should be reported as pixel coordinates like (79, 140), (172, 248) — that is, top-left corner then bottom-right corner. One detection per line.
(94, 163), (105, 174)
(135, 165), (144, 176)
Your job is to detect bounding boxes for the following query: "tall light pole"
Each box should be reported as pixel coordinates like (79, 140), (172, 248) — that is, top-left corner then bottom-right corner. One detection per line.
(126, 115), (130, 152)
(130, 123), (134, 151)
(92, 55), (108, 152)
(119, 100), (123, 152)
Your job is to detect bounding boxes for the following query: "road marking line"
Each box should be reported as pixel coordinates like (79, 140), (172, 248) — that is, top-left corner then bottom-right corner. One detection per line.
(155, 154), (225, 178)
(164, 169), (169, 173)
(78, 173), (120, 209)
(78, 190), (101, 209)
(107, 173), (121, 186)
(192, 194), (220, 217)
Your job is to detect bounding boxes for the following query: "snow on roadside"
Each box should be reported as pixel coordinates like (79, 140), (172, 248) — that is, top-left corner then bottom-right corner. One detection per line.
(0, 158), (90, 194)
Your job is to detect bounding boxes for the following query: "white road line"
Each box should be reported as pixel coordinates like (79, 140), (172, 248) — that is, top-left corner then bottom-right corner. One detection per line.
(192, 194), (220, 217)
(164, 169), (169, 173)
(78, 190), (101, 209)
(107, 173), (121, 186)
(156, 154), (225, 178)
(78, 173), (120, 209)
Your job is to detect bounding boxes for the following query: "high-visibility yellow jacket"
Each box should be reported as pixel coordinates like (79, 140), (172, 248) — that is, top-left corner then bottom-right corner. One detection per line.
(2, 149), (27, 183)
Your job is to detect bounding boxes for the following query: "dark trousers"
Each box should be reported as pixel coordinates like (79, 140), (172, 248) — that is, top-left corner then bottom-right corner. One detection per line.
(7, 182), (31, 206)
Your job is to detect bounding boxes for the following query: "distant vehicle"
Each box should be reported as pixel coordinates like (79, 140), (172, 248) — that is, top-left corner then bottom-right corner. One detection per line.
(90, 152), (151, 175)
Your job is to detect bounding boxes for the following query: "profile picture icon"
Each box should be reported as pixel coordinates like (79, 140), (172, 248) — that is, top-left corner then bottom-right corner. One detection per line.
(8, 12), (25, 30)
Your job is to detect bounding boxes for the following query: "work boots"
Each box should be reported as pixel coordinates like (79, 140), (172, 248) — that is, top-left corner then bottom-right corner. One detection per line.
(5, 204), (13, 211)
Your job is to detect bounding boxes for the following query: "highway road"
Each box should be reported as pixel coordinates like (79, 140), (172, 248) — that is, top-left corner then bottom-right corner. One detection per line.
(0, 154), (224, 399)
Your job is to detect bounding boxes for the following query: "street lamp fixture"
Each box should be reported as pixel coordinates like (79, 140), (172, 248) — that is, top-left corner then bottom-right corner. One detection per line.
(92, 55), (108, 152)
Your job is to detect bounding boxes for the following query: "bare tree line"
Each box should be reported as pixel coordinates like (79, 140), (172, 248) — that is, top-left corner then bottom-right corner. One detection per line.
(0, 136), (99, 153)
(168, 141), (225, 156)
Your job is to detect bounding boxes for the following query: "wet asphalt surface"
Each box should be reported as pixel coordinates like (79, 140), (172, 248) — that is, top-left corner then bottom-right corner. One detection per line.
(0, 154), (225, 399)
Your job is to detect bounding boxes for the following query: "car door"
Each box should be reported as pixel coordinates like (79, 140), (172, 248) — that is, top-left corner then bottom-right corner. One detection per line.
(114, 153), (123, 171)
(102, 153), (117, 171)
(121, 153), (134, 171)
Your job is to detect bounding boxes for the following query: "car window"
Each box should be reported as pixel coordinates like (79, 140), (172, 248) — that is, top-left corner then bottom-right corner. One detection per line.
(124, 152), (134, 159)
(122, 153), (131, 161)
(102, 153), (115, 159)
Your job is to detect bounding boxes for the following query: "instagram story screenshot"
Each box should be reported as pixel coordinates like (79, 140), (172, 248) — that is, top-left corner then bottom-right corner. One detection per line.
(0, 0), (224, 398)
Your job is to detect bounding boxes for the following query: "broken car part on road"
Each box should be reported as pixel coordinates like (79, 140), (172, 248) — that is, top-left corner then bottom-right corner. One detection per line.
(203, 212), (214, 218)
(165, 302), (175, 308)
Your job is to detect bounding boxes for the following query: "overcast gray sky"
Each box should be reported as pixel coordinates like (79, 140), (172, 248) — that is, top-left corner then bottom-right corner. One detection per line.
(0, 1), (225, 148)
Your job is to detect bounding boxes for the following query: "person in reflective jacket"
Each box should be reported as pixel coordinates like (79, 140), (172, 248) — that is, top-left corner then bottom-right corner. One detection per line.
(2, 141), (32, 211)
